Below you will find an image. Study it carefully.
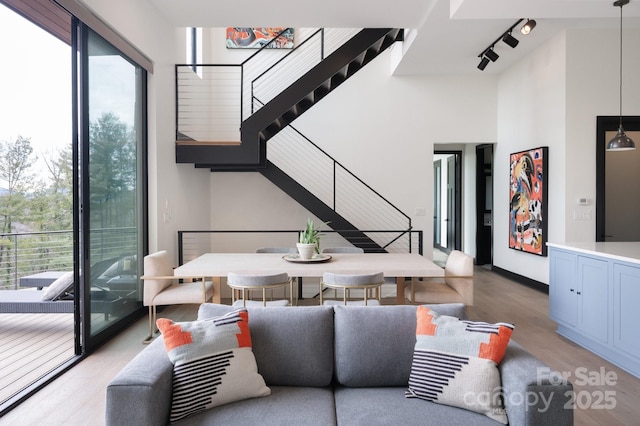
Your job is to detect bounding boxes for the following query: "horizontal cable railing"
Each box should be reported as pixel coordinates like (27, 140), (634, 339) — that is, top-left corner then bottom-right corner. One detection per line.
(176, 28), (360, 142)
(175, 28), (411, 253)
(178, 229), (423, 265)
(250, 28), (360, 116)
(0, 228), (137, 290)
(268, 125), (412, 250)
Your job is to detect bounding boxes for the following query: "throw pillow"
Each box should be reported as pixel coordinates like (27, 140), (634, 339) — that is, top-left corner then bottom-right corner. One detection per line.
(157, 308), (270, 423)
(41, 271), (74, 301)
(406, 306), (514, 424)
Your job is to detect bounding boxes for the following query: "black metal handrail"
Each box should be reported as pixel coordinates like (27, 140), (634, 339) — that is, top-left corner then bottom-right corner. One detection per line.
(175, 29), (411, 252)
(0, 228), (136, 290)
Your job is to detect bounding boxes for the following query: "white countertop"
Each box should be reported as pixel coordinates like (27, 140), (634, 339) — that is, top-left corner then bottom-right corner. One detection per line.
(547, 242), (640, 265)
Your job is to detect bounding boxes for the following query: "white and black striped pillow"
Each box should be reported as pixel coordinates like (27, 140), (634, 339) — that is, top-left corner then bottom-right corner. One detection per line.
(157, 308), (270, 423)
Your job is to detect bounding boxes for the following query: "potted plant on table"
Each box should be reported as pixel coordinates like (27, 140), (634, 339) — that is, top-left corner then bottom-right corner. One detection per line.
(297, 218), (327, 260)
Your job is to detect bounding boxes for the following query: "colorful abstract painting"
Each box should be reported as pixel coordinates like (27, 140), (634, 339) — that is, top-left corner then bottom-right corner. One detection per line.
(226, 28), (294, 49)
(509, 147), (548, 256)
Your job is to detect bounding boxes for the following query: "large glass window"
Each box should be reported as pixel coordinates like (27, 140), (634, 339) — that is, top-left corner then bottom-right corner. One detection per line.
(79, 26), (146, 340)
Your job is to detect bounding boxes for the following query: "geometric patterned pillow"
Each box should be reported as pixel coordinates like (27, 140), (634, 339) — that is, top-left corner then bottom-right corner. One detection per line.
(406, 306), (514, 424)
(157, 308), (270, 423)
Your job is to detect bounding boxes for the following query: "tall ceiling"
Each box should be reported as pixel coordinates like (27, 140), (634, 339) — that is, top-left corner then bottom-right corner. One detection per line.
(149, 0), (640, 75)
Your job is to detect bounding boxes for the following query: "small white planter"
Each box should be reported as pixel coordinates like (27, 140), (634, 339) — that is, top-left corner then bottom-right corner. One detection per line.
(296, 243), (316, 260)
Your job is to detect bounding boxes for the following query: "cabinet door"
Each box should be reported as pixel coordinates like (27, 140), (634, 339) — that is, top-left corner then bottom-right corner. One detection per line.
(613, 263), (640, 358)
(577, 256), (609, 344)
(549, 249), (578, 327)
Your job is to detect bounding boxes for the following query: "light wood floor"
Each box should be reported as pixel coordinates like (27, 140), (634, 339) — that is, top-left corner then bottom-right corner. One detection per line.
(2, 266), (639, 425)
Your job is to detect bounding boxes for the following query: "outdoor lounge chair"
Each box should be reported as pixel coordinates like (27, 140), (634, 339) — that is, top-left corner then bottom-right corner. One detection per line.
(0, 256), (138, 317)
(0, 289), (74, 314)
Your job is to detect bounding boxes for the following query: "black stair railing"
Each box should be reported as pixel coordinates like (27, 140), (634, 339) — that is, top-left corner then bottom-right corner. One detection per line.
(176, 28), (412, 253)
(264, 120), (412, 253)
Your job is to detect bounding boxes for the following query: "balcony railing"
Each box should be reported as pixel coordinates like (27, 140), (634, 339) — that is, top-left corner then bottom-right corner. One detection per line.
(176, 28), (360, 143)
(0, 228), (137, 290)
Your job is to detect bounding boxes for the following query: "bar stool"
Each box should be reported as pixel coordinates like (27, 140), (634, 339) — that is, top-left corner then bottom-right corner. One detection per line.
(227, 272), (293, 307)
(319, 272), (384, 306)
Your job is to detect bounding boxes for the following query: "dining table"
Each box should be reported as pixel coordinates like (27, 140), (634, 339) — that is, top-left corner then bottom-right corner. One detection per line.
(173, 252), (444, 305)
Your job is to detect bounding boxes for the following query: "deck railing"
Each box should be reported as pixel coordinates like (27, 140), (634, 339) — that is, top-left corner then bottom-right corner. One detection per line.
(0, 228), (137, 290)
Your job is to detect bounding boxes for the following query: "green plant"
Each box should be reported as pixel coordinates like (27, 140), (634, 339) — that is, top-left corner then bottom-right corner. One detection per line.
(298, 218), (328, 254)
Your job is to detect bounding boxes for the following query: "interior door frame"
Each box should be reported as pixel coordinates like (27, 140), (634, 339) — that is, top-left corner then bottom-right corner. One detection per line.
(596, 116), (640, 241)
(433, 159), (442, 248)
(475, 144), (493, 265)
(434, 151), (462, 252)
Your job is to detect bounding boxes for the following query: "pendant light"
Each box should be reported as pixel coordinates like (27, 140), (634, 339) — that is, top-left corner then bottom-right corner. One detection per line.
(607, 0), (636, 151)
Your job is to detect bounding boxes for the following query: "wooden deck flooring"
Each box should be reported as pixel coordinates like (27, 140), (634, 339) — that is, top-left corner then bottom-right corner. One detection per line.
(0, 313), (74, 404)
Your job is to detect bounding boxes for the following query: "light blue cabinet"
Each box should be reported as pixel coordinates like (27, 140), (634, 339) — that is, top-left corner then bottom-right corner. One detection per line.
(613, 263), (640, 358)
(549, 245), (640, 378)
(576, 256), (609, 343)
(549, 249), (578, 327)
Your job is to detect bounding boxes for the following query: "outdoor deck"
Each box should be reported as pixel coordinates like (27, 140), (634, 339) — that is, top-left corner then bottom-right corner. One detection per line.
(0, 313), (74, 404)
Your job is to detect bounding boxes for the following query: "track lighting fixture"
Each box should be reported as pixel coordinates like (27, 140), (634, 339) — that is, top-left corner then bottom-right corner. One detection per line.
(502, 32), (519, 48)
(477, 56), (490, 70)
(485, 48), (499, 62)
(520, 19), (537, 35)
(476, 19), (532, 71)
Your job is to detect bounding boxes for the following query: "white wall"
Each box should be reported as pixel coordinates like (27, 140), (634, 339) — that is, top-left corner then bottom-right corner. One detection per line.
(81, 10), (640, 285)
(494, 32), (567, 284)
(565, 28), (640, 242)
(494, 27), (640, 284)
(206, 42), (497, 259)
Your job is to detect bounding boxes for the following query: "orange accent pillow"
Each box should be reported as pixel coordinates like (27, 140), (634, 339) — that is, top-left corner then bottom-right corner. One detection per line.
(406, 306), (514, 424)
(157, 308), (270, 423)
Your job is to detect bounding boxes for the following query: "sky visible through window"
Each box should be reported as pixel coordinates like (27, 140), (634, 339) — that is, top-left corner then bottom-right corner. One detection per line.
(0, 4), (71, 189)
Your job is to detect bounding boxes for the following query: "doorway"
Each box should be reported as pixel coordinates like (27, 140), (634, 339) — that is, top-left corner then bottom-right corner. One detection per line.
(433, 151), (461, 254)
(596, 116), (640, 241)
(475, 144), (494, 265)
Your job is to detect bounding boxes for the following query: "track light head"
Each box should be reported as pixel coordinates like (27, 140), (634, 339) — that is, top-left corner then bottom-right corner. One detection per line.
(477, 56), (490, 70)
(502, 32), (519, 48)
(485, 48), (499, 62)
(520, 19), (536, 35)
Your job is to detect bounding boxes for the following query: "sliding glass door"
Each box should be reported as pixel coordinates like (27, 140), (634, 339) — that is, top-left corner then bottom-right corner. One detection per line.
(76, 23), (147, 348)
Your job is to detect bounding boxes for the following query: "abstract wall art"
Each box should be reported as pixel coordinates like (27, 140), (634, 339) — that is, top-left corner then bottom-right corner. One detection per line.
(226, 28), (294, 49)
(509, 146), (548, 256)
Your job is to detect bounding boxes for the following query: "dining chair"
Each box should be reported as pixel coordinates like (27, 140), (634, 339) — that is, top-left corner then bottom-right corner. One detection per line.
(319, 272), (384, 306)
(320, 247), (369, 299)
(404, 250), (474, 306)
(141, 250), (214, 343)
(256, 247), (298, 253)
(256, 247), (300, 299)
(227, 272), (293, 307)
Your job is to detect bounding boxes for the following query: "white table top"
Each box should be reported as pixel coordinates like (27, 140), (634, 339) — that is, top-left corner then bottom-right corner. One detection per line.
(174, 252), (444, 279)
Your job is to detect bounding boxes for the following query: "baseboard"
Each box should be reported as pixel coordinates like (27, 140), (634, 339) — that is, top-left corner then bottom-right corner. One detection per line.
(490, 265), (549, 294)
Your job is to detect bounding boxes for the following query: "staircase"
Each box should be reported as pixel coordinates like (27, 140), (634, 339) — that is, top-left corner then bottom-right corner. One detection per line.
(177, 28), (402, 169)
(176, 28), (413, 252)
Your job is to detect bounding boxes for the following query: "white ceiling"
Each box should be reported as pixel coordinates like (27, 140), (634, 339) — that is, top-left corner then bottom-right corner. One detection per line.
(149, 0), (640, 75)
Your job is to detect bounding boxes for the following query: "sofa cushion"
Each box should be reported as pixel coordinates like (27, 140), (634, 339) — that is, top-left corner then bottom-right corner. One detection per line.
(334, 387), (499, 426)
(333, 303), (467, 387)
(406, 306), (514, 424)
(157, 308), (270, 423)
(174, 386), (337, 426)
(41, 271), (74, 301)
(198, 304), (335, 387)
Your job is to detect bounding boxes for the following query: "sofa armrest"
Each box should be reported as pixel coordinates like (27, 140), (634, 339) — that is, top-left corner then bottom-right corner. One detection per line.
(499, 341), (573, 426)
(106, 338), (173, 426)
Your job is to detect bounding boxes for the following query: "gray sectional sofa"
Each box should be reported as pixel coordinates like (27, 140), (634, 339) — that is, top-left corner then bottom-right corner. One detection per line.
(106, 303), (573, 425)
